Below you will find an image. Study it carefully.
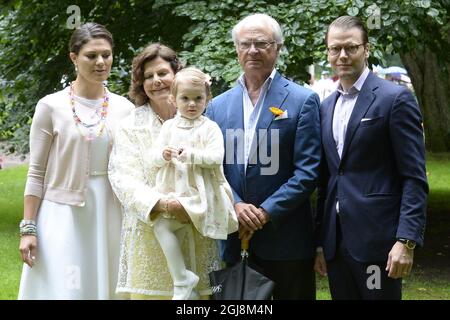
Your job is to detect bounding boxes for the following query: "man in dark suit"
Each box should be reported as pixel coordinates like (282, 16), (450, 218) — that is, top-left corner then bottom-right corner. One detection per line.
(206, 13), (321, 299)
(314, 16), (428, 299)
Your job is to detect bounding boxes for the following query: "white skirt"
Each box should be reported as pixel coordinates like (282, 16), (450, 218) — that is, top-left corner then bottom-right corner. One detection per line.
(18, 175), (122, 300)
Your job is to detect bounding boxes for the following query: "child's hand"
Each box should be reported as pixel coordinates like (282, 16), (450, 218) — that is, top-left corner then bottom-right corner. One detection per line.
(177, 147), (189, 163)
(162, 146), (179, 161)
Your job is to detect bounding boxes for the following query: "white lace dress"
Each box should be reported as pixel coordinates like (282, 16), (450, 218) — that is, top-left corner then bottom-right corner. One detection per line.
(18, 95), (123, 300)
(108, 104), (222, 298)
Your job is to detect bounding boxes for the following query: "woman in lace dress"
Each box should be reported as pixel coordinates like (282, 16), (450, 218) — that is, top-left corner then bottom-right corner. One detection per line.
(108, 44), (221, 299)
(18, 23), (134, 299)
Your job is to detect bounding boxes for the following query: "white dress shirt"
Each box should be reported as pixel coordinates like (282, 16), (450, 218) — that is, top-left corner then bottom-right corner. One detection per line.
(238, 69), (277, 169)
(332, 67), (370, 158)
(333, 67), (370, 213)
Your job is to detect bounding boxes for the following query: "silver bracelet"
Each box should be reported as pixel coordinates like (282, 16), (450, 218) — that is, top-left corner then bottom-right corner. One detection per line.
(20, 219), (36, 227)
(19, 219), (37, 237)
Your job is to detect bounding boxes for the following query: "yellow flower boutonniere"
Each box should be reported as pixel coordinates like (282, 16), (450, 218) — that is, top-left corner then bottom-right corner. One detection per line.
(269, 106), (284, 117)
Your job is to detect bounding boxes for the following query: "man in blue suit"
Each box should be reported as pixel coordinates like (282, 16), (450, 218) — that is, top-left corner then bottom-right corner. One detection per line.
(206, 13), (321, 299)
(314, 16), (428, 299)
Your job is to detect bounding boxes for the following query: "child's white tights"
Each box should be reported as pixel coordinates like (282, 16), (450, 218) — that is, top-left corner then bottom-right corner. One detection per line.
(153, 216), (199, 299)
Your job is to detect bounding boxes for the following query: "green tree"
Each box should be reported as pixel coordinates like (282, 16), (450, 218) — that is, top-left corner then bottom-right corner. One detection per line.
(0, 0), (190, 154)
(1, 0), (449, 153)
(163, 0), (450, 152)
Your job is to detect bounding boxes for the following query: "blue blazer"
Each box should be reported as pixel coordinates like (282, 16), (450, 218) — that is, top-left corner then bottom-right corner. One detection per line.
(316, 71), (428, 263)
(206, 72), (321, 263)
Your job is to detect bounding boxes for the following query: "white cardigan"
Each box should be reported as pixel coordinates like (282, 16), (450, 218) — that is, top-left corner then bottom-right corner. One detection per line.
(24, 86), (134, 206)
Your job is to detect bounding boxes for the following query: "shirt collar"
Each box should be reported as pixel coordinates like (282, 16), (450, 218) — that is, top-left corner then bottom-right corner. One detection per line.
(238, 68), (277, 91)
(337, 67), (370, 95)
(173, 113), (206, 128)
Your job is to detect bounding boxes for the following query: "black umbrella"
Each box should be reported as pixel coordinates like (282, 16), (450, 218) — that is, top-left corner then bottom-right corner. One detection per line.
(209, 239), (275, 300)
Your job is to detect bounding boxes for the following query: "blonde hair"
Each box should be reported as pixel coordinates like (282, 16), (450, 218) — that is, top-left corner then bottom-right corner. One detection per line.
(170, 67), (212, 102)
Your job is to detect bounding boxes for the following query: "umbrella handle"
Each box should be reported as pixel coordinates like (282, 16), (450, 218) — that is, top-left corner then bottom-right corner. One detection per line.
(241, 238), (249, 251)
(240, 238), (249, 260)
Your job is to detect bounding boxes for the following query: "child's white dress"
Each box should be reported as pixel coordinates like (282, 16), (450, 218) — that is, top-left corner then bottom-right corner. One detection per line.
(151, 115), (238, 239)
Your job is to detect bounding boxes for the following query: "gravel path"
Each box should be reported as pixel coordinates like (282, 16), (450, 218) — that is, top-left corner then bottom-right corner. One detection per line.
(0, 143), (29, 169)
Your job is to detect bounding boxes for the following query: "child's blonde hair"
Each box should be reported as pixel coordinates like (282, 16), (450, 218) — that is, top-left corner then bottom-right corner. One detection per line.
(170, 67), (212, 102)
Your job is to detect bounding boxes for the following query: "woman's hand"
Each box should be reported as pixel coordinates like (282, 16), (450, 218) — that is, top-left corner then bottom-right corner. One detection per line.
(19, 235), (37, 267)
(168, 199), (190, 224)
(314, 251), (328, 277)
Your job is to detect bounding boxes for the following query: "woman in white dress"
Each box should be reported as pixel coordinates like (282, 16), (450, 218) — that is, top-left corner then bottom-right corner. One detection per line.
(108, 44), (221, 299)
(18, 23), (134, 299)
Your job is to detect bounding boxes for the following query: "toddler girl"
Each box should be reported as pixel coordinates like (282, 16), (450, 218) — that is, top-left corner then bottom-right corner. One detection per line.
(150, 67), (238, 300)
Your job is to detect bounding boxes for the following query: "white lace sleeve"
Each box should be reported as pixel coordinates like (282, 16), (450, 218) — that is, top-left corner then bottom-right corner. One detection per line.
(148, 121), (171, 168)
(108, 124), (162, 223)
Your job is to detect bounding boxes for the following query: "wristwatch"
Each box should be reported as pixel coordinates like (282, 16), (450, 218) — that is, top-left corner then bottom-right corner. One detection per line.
(397, 238), (416, 250)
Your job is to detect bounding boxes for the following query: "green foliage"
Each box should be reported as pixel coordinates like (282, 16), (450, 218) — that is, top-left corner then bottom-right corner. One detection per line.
(169, 0), (338, 85)
(0, 0), (449, 153)
(370, 0), (449, 65)
(164, 0), (448, 86)
(0, 0), (191, 154)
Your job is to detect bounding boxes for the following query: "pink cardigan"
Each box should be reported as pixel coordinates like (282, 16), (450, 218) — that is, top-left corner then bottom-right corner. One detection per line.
(24, 87), (134, 206)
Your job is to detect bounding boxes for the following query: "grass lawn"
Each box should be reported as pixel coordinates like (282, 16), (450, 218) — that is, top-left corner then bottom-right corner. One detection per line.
(410, 152), (450, 299)
(0, 165), (27, 299)
(0, 153), (449, 300)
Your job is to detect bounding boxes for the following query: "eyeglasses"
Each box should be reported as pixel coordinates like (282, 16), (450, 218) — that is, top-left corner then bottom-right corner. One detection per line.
(237, 40), (276, 51)
(327, 44), (365, 56)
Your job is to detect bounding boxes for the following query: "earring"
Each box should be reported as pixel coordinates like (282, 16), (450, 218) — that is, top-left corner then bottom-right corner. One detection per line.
(74, 65), (78, 72)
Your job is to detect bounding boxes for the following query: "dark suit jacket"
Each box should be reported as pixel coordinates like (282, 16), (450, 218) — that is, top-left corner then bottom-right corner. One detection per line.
(206, 72), (321, 263)
(316, 71), (428, 263)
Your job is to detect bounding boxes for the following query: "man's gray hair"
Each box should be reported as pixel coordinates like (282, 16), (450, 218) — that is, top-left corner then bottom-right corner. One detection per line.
(232, 13), (284, 45)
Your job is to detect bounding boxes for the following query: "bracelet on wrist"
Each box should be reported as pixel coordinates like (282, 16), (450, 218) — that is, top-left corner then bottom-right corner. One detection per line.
(19, 219), (37, 237)
(20, 219), (36, 227)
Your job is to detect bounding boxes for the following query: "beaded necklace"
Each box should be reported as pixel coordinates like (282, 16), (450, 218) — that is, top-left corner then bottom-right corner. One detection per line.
(70, 82), (109, 140)
(155, 113), (165, 124)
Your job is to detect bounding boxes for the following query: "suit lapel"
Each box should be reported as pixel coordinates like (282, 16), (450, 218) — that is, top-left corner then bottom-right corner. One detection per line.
(340, 73), (377, 162)
(227, 86), (244, 130)
(248, 73), (289, 162)
(225, 86), (246, 178)
(256, 74), (289, 131)
(323, 92), (341, 166)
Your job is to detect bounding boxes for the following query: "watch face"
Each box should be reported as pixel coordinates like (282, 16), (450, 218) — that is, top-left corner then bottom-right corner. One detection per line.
(406, 241), (416, 249)
(398, 238), (416, 249)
